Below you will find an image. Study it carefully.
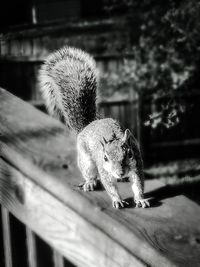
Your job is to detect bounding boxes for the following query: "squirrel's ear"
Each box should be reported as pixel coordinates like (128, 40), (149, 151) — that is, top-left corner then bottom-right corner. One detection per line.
(100, 141), (104, 148)
(100, 137), (107, 150)
(103, 137), (108, 144)
(122, 129), (131, 143)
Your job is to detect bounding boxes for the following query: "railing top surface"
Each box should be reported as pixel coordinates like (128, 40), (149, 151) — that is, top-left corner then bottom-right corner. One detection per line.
(0, 87), (200, 267)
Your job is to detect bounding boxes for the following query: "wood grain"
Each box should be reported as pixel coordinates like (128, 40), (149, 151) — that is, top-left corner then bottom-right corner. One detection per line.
(0, 158), (144, 267)
(0, 206), (5, 267)
(26, 228), (37, 267)
(53, 250), (64, 267)
(1, 87), (200, 266)
(1, 208), (13, 267)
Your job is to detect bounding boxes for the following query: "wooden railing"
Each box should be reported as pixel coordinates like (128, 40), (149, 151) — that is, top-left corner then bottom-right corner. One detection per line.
(1, 88), (200, 267)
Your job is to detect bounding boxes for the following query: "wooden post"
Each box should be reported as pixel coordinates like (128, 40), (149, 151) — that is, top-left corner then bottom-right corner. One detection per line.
(53, 250), (64, 267)
(26, 228), (37, 267)
(1, 208), (13, 267)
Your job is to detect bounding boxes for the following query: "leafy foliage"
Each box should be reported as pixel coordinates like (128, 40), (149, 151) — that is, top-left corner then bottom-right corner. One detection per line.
(103, 0), (200, 128)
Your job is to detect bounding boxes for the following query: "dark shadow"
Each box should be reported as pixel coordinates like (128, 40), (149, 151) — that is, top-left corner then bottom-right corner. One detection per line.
(145, 197), (162, 208)
(145, 169), (200, 180)
(145, 178), (200, 205)
(117, 177), (130, 182)
(123, 196), (162, 209)
(122, 197), (133, 208)
(122, 197), (136, 209)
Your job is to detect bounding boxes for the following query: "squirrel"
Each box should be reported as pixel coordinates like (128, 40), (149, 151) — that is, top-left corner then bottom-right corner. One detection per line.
(39, 46), (150, 209)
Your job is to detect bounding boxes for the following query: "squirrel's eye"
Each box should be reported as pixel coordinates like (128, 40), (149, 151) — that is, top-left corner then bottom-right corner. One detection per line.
(122, 145), (127, 151)
(128, 150), (133, 158)
(104, 155), (108, 162)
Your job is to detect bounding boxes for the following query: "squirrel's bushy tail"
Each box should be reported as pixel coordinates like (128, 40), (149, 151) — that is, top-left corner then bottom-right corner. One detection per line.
(39, 46), (98, 133)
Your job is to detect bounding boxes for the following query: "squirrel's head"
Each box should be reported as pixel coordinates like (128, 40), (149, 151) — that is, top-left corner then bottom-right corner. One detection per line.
(101, 129), (136, 179)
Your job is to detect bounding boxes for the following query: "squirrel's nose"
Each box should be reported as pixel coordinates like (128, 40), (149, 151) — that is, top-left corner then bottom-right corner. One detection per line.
(120, 169), (126, 176)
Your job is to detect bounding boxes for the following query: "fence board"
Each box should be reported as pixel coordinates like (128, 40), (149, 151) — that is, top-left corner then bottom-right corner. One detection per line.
(1, 208), (12, 267)
(0, 206), (5, 267)
(0, 158), (144, 267)
(26, 228), (37, 267)
(53, 250), (64, 267)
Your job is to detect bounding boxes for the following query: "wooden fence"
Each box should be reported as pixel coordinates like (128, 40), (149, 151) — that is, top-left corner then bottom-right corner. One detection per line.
(98, 95), (200, 163)
(33, 95), (200, 164)
(0, 207), (75, 267)
(1, 21), (200, 163)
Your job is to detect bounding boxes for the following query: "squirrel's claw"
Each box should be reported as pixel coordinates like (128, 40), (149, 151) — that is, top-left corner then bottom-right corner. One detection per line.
(83, 180), (97, 191)
(135, 198), (150, 208)
(112, 199), (129, 209)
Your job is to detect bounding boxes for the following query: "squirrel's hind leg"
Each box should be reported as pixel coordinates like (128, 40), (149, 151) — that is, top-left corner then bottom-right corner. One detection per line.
(77, 141), (98, 191)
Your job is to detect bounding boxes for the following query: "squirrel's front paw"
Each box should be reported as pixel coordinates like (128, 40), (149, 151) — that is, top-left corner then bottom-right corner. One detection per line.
(83, 180), (97, 191)
(135, 198), (150, 208)
(112, 199), (129, 209)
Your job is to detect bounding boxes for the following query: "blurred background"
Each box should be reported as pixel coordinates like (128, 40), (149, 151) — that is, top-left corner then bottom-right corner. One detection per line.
(1, 0), (200, 177)
(1, 1), (200, 266)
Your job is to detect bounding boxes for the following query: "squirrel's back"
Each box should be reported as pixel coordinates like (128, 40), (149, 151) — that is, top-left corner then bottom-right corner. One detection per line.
(39, 46), (98, 133)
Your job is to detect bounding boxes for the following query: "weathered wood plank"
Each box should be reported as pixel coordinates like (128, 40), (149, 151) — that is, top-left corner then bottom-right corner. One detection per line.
(53, 250), (64, 267)
(26, 228), (37, 267)
(0, 158), (144, 267)
(1, 87), (200, 266)
(1, 19), (116, 40)
(1, 208), (13, 267)
(0, 206), (5, 267)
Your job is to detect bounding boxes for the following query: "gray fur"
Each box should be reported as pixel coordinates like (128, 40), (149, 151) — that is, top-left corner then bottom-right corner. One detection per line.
(39, 46), (98, 132)
(39, 46), (150, 209)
